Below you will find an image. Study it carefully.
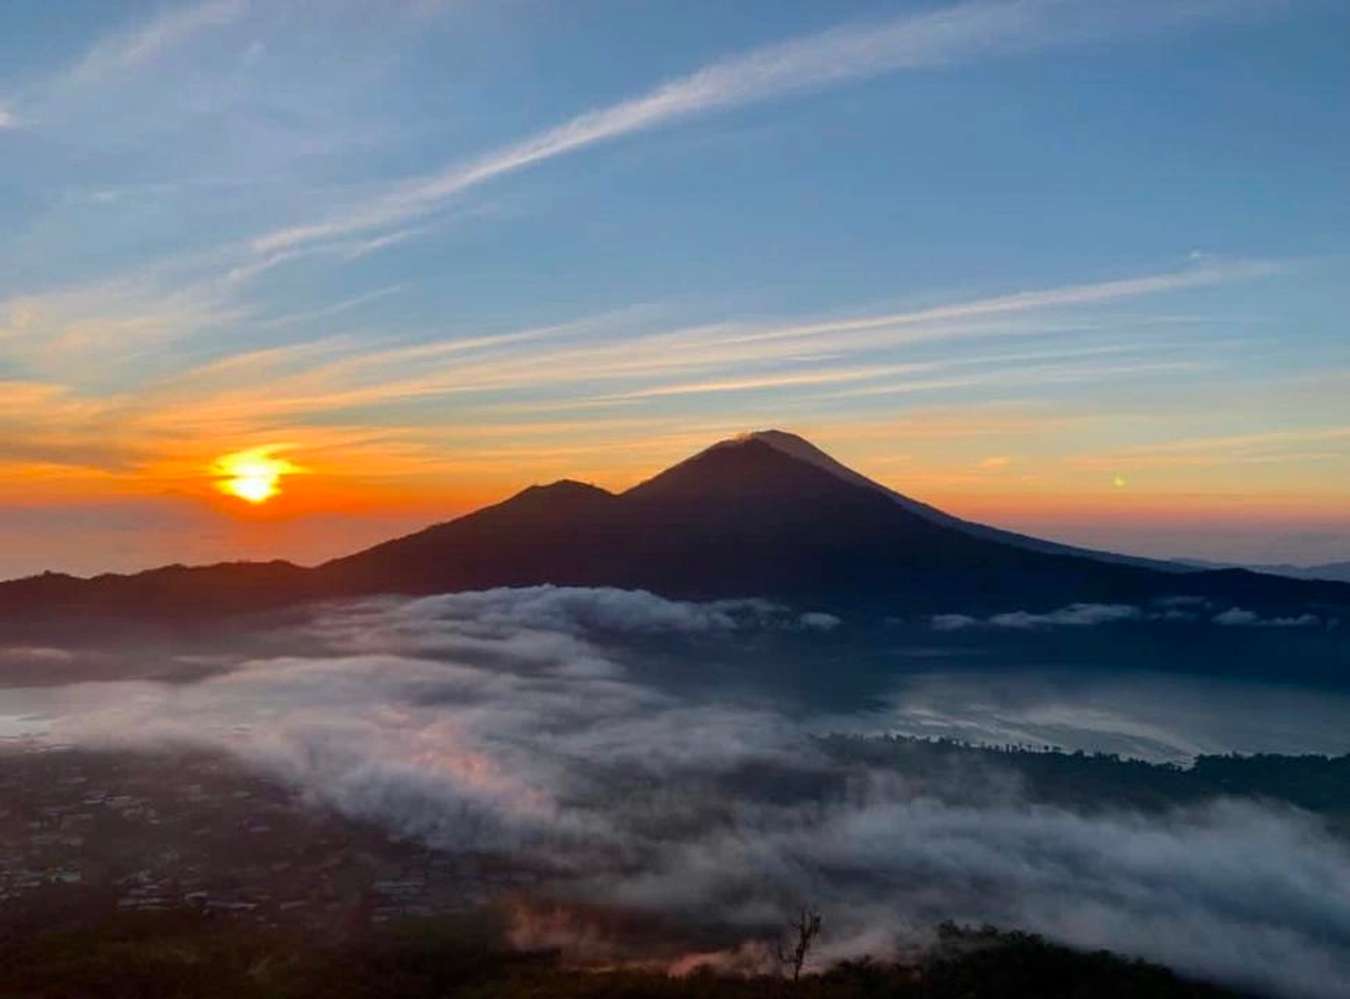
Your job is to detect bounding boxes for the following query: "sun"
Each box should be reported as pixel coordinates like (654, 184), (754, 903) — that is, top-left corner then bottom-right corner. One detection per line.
(214, 447), (297, 505)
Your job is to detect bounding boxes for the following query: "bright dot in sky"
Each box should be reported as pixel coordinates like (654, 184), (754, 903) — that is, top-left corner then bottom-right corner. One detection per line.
(214, 447), (297, 504)
(1113, 474), (1128, 489)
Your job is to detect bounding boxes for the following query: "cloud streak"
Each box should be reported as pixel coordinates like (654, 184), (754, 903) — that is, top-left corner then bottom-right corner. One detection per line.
(253, 0), (1279, 255)
(66, 0), (250, 86)
(1213, 607), (1322, 628)
(933, 602), (1143, 630)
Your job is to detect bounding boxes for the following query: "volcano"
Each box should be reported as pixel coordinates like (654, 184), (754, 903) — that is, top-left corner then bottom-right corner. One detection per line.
(2, 431), (1346, 629)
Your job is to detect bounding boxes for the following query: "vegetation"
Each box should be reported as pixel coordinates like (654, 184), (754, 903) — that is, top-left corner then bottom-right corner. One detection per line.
(775, 906), (823, 983)
(0, 910), (1242, 999)
(820, 734), (1350, 826)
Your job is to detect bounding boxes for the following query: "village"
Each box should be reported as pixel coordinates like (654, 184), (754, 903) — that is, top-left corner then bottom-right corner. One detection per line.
(0, 743), (520, 935)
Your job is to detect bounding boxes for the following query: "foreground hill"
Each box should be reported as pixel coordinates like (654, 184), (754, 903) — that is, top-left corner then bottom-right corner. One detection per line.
(2, 432), (1347, 630)
(0, 910), (1240, 999)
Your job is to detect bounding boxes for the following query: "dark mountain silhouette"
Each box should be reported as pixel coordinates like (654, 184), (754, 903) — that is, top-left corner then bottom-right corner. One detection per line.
(1178, 557), (1350, 585)
(316, 435), (1156, 606)
(2, 431), (1347, 631)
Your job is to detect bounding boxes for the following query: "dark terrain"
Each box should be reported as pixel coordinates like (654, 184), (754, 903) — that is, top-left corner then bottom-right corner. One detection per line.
(2, 738), (1308, 998)
(0, 913), (1241, 999)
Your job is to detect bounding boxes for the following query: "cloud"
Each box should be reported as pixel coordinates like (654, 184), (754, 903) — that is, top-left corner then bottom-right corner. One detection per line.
(931, 613), (980, 632)
(0, 645), (75, 664)
(1074, 427), (1350, 472)
(319, 586), (788, 640)
(718, 261), (1277, 352)
(66, 0), (249, 86)
(251, 284), (406, 329)
(822, 669), (1350, 764)
(1213, 607), (1320, 628)
(253, 0), (1280, 255)
(0, 273), (240, 376)
(1156, 595), (1210, 607)
(135, 266), (1265, 427)
(932, 602), (1141, 630)
(0, 251), (1278, 506)
(798, 612), (841, 631)
(934, 601), (1328, 632)
(15, 586), (1350, 997)
(602, 363), (932, 401)
(307, 586), (796, 677)
(990, 603), (1142, 628)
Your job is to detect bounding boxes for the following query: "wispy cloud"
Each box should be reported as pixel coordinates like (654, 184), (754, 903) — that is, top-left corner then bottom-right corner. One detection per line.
(1213, 607), (1321, 628)
(604, 364), (932, 400)
(823, 360), (1210, 402)
(141, 266), (1240, 424)
(931, 602), (1143, 630)
(0, 259), (1265, 496)
(252, 284), (406, 329)
(254, 0), (1276, 254)
(1119, 427), (1350, 455)
(1071, 427), (1350, 472)
(0, 273), (240, 376)
(66, 0), (249, 86)
(699, 262), (1280, 351)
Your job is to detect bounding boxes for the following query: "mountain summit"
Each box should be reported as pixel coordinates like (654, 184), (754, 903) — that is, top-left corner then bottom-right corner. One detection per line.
(1, 431), (1346, 631)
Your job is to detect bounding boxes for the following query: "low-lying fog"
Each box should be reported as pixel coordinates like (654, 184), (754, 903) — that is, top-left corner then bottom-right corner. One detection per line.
(822, 670), (1350, 763)
(3, 586), (1350, 998)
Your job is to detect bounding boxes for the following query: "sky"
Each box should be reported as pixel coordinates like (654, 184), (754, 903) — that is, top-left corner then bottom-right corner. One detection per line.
(1, 0), (1347, 578)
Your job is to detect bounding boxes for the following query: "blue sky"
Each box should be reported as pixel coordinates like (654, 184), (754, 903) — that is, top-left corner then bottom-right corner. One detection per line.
(1, 0), (1347, 576)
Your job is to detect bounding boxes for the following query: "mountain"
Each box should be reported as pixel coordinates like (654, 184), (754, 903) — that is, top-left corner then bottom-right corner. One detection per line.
(316, 435), (1030, 603)
(1260, 560), (1350, 584)
(1178, 557), (1350, 585)
(2, 431), (1348, 632)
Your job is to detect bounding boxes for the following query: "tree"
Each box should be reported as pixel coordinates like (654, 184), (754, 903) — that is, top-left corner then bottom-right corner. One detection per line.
(775, 905), (822, 983)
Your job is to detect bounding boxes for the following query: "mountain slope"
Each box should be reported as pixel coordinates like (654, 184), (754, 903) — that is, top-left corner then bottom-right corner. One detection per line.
(319, 479), (624, 594)
(748, 430), (1192, 573)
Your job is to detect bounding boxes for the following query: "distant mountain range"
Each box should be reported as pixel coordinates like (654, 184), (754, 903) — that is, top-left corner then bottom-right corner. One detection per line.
(1177, 558), (1350, 585)
(2, 431), (1347, 630)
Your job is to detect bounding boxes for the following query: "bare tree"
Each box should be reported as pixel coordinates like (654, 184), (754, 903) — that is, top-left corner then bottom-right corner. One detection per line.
(775, 905), (822, 982)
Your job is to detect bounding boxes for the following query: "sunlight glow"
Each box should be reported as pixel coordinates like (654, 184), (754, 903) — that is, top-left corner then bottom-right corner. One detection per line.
(214, 447), (297, 505)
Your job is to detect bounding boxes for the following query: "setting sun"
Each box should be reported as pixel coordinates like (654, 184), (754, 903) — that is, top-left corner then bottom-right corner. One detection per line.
(214, 447), (297, 505)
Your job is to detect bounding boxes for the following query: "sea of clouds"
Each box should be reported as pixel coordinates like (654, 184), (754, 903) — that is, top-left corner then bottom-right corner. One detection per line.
(5, 585), (1350, 997)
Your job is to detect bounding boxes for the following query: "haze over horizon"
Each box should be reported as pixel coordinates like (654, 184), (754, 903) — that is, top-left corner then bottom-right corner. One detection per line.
(2, 0), (1348, 579)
